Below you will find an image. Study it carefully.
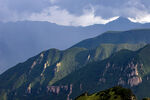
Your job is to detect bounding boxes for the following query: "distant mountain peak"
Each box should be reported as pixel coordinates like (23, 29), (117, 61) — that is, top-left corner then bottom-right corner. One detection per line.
(108, 16), (132, 24)
(117, 16), (130, 21)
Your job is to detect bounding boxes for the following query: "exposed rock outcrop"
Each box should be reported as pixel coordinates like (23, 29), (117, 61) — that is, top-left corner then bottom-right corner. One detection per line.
(27, 84), (32, 94)
(55, 62), (62, 72)
(47, 84), (73, 100)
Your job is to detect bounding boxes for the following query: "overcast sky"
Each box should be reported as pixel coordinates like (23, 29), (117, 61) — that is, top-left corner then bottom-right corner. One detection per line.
(0, 0), (150, 26)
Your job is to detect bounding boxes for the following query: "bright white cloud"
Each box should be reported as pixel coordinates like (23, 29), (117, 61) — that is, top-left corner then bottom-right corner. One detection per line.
(128, 14), (150, 23)
(28, 6), (119, 26)
(1, 0), (150, 26)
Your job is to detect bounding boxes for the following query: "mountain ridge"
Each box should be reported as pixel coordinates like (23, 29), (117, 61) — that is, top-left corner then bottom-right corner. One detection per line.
(1, 28), (150, 100)
(72, 29), (150, 49)
(50, 44), (150, 100)
(1, 17), (150, 73)
(0, 43), (146, 100)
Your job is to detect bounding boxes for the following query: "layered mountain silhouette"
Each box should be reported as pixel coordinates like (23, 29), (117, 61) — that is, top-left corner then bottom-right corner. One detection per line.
(1, 29), (150, 100)
(53, 44), (150, 100)
(1, 17), (150, 73)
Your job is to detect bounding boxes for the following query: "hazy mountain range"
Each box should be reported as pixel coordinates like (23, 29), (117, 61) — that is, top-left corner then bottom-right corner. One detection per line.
(1, 17), (150, 73)
(1, 29), (150, 100)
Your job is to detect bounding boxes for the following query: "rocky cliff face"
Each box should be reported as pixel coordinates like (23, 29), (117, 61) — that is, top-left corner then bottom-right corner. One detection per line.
(49, 46), (150, 100)
(47, 84), (73, 100)
(0, 45), (150, 100)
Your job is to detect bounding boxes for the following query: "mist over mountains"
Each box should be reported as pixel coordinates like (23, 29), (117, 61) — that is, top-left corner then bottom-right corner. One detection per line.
(1, 0), (150, 100)
(0, 17), (150, 73)
(1, 28), (150, 100)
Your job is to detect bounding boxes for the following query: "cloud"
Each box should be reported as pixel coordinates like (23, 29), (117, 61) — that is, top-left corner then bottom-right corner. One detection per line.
(49, 0), (59, 4)
(26, 0), (150, 25)
(0, 0), (150, 26)
(128, 14), (150, 23)
(28, 6), (119, 26)
(124, 0), (150, 23)
(0, 0), (51, 22)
